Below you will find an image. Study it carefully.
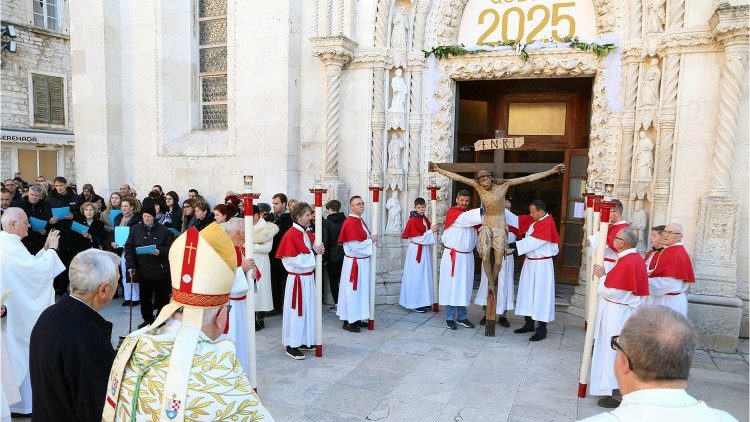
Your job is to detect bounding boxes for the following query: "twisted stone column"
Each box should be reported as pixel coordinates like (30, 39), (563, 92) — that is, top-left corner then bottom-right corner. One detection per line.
(373, 0), (389, 47)
(650, 53), (680, 224)
(667, 0), (686, 29)
(370, 67), (386, 185)
(616, 62), (640, 200)
(629, 0), (642, 39)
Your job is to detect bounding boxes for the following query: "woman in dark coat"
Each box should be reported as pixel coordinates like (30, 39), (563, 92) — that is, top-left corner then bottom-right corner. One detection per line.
(112, 197), (142, 306)
(71, 202), (106, 252)
(161, 191), (182, 231)
(192, 201), (215, 231)
(21, 184), (52, 254)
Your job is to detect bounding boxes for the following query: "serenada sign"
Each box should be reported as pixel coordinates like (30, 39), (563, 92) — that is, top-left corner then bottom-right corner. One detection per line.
(458, 0), (597, 46)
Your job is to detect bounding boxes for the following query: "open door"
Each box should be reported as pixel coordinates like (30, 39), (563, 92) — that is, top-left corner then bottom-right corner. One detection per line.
(557, 149), (588, 282)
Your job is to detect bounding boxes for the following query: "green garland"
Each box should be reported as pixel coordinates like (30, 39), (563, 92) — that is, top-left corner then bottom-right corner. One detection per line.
(423, 37), (615, 62)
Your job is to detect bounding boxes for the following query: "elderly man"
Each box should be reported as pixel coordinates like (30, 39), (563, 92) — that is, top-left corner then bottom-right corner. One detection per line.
(29, 249), (120, 421)
(590, 227), (649, 408)
(580, 306), (736, 421)
(104, 223), (273, 421)
(647, 223), (694, 316)
(587, 199), (630, 273)
(0, 208), (65, 416)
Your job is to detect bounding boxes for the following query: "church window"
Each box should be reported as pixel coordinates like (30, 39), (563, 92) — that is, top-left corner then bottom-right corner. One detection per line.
(33, 0), (62, 32)
(31, 73), (65, 126)
(197, 0), (227, 130)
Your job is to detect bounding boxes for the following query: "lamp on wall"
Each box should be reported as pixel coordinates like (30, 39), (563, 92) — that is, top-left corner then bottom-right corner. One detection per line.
(603, 183), (615, 201)
(2, 25), (17, 53)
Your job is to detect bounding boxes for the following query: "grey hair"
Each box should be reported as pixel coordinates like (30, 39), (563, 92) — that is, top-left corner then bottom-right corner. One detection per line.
(619, 227), (639, 248)
(0, 207), (25, 229)
(28, 185), (45, 196)
(68, 249), (120, 294)
(620, 305), (697, 381)
(611, 199), (624, 214)
(224, 217), (244, 236)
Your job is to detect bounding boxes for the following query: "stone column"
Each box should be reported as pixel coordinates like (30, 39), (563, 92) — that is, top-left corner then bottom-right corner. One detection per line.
(629, 0), (642, 39)
(312, 36), (358, 203)
(690, 5), (748, 352)
(407, 54), (425, 194)
(615, 62), (640, 201)
(370, 67), (386, 186)
(650, 53), (680, 225)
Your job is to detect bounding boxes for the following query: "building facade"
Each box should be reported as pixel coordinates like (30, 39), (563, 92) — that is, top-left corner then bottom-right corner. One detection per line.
(68, 0), (748, 351)
(1, 0), (75, 183)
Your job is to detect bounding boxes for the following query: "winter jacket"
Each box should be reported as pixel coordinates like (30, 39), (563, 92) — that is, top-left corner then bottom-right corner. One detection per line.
(21, 197), (52, 254)
(47, 187), (80, 251)
(123, 221), (173, 282)
(322, 212), (346, 263)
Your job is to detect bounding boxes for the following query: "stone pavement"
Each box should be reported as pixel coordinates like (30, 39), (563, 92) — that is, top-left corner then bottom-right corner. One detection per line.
(95, 300), (750, 422)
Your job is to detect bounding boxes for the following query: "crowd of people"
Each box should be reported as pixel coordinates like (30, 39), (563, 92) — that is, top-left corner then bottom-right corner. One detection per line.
(0, 173), (735, 421)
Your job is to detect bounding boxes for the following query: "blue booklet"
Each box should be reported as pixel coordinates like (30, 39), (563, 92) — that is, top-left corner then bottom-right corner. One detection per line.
(168, 227), (181, 236)
(29, 217), (47, 232)
(109, 209), (122, 226)
(136, 244), (157, 255)
(71, 221), (90, 235)
(51, 206), (71, 219)
(114, 226), (130, 247)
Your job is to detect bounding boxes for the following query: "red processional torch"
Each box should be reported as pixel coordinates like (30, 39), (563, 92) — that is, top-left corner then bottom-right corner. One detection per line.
(578, 183), (615, 398)
(368, 183), (383, 330)
(310, 177), (327, 357)
(240, 174), (260, 392)
(427, 178), (440, 313)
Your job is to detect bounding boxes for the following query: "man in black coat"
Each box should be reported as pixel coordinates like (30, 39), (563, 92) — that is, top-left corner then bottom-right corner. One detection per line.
(322, 199), (346, 308)
(21, 185), (52, 254)
(47, 176), (81, 295)
(268, 192), (293, 314)
(124, 206), (173, 326)
(29, 249), (120, 422)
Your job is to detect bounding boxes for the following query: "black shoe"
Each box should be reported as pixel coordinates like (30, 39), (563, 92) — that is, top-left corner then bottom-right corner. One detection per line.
(130, 301), (140, 306)
(353, 320), (368, 328)
(497, 316), (510, 328)
(138, 321), (151, 329)
(529, 329), (547, 341)
(121, 300), (131, 307)
(299, 344), (315, 351)
(267, 308), (282, 316)
(255, 320), (265, 331)
(413, 307), (427, 313)
(445, 320), (458, 330)
(514, 317), (535, 333)
(597, 396), (621, 408)
(343, 322), (361, 333)
(479, 316), (487, 326)
(456, 319), (475, 328)
(285, 346), (305, 360)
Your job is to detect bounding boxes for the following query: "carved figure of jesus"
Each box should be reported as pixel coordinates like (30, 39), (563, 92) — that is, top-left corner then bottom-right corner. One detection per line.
(428, 162), (565, 286)
(388, 68), (407, 113)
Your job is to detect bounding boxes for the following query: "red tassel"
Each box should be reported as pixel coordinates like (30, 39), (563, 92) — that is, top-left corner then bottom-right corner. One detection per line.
(291, 275), (303, 317)
(416, 244), (423, 263)
(349, 257), (358, 291)
(450, 248), (457, 277)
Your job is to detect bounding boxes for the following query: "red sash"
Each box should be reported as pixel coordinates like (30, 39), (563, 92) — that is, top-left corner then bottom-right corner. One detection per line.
(448, 248), (471, 277)
(345, 254), (370, 290)
(288, 271), (314, 316)
(411, 242), (425, 263)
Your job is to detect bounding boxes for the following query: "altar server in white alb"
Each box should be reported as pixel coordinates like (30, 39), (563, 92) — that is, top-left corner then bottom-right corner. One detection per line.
(439, 190), (481, 330)
(276, 203), (324, 360)
(399, 197), (436, 313)
(587, 199), (629, 272)
(646, 223), (694, 316)
(513, 200), (560, 341)
(336, 196), (375, 333)
(475, 199), (519, 328)
(0, 208), (65, 416)
(590, 227), (650, 408)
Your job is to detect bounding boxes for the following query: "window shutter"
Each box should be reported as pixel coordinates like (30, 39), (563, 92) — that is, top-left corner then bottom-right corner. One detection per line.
(49, 77), (65, 125)
(33, 74), (51, 124)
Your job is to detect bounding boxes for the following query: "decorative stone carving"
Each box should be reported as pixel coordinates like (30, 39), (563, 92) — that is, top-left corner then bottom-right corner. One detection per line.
(630, 200), (648, 252)
(630, 0), (642, 39)
(645, 0), (666, 34)
(667, 0), (685, 30)
(386, 132), (405, 190)
(388, 68), (407, 129)
(639, 58), (661, 130)
(370, 67), (387, 186)
(616, 62), (640, 200)
(373, 0), (391, 48)
(385, 191), (403, 234)
(634, 130), (654, 181)
(391, 5), (408, 49)
(650, 53), (680, 224)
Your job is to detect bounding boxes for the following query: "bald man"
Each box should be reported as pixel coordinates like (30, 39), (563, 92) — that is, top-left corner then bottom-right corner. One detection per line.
(118, 183), (131, 198)
(647, 223), (695, 316)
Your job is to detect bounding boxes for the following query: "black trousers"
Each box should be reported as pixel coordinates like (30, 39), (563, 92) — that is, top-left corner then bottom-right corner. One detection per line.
(53, 250), (76, 295)
(139, 277), (171, 323)
(325, 261), (343, 304)
(271, 265), (288, 311)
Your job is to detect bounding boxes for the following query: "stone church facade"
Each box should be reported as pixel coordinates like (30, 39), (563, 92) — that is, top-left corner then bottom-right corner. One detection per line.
(68, 0), (748, 351)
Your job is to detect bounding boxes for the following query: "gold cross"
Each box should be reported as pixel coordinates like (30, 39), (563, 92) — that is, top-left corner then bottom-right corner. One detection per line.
(184, 242), (198, 265)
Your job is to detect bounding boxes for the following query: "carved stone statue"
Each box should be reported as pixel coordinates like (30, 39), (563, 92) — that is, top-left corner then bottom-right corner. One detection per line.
(390, 6), (408, 49)
(387, 133), (405, 171)
(631, 200), (648, 251)
(634, 131), (654, 180)
(640, 58), (662, 129)
(388, 68), (407, 114)
(645, 0), (666, 34)
(385, 190), (402, 234)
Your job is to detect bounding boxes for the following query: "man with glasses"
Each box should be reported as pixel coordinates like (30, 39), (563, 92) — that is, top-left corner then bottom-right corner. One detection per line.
(3, 179), (23, 208)
(0, 208), (65, 416)
(585, 199), (630, 273)
(580, 306), (735, 421)
(647, 222), (694, 316)
(590, 227), (649, 408)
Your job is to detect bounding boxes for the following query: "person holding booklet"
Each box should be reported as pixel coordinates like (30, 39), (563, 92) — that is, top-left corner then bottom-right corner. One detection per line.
(21, 185), (51, 254)
(123, 205), (173, 327)
(112, 197), (141, 306)
(70, 202), (105, 252)
(100, 192), (123, 252)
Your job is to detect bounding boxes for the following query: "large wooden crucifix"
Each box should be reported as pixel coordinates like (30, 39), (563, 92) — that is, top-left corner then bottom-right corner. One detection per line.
(429, 130), (565, 337)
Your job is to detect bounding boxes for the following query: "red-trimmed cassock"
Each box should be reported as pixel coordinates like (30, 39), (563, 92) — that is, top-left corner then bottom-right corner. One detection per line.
(275, 223), (317, 347)
(590, 248), (649, 396)
(336, 214), (373, 323)
(588, 220), (630, 272)
(645, 242), (695, 316)
(399, 212), (436, 310)
(438, 207), (481, 308)
(515, 213), (560, 323)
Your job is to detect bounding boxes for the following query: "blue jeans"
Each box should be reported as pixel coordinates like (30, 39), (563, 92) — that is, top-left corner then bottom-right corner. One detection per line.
(445, 305), (467, 321)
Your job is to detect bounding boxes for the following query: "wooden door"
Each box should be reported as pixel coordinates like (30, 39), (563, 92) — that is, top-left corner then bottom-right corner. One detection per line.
(557, 149), (588, 281)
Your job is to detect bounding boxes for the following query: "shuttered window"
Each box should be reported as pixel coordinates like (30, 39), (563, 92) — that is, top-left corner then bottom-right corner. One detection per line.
(32, 74), (65, 126)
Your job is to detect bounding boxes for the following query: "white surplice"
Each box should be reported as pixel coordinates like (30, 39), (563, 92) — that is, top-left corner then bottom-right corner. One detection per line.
(474, 231), (516, 314)
(337, 217), (373, 323)
(588, 221), (629, 273)
(643, 275), (688, 315)
(399, 224), (436, 309)
(438, 208), (481, 307)
(515, 214), (558, 323)
(0, 231), (65, 414)
(589, 249), (642, 397)
(226, 266), (252, 375)
(282, 225), (317, 347)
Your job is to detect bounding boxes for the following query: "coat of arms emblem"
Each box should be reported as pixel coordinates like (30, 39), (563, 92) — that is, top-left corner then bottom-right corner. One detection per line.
(165, 394), (181, 420)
